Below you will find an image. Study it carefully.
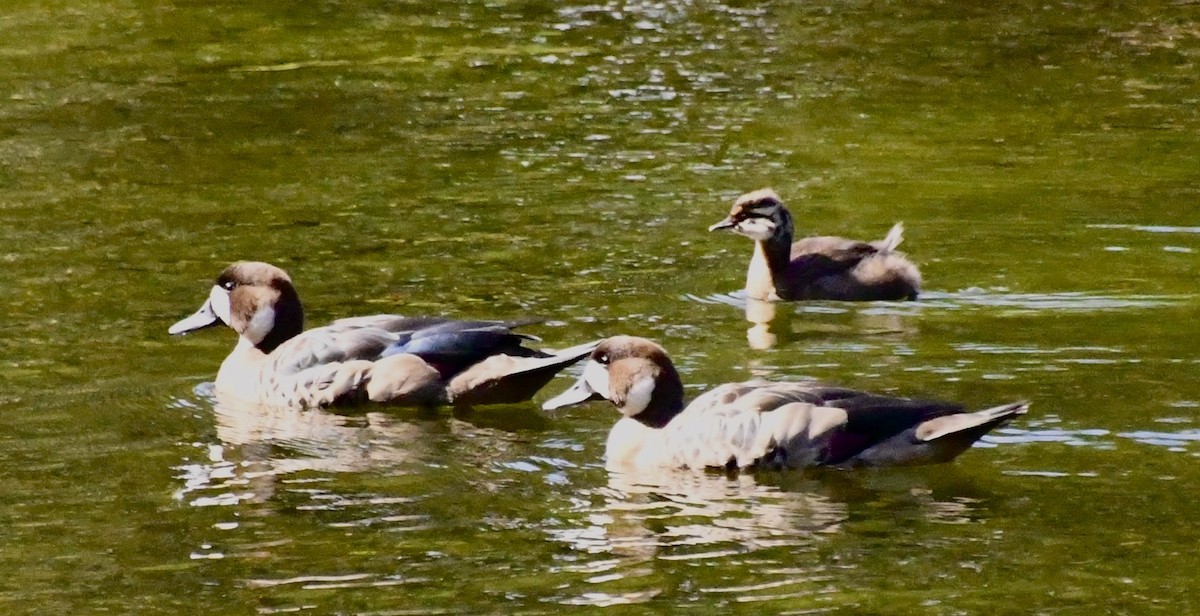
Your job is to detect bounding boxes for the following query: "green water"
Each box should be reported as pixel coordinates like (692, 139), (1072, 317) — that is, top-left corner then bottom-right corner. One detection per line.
(2, 0), (1198, 613)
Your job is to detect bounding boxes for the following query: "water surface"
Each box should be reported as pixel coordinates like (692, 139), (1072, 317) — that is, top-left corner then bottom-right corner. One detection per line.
(2, 1), (1199, 613)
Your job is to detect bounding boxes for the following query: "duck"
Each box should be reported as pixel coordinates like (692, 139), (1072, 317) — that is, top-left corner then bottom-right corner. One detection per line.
(169, 261), (599, 408)
(542, 336), (1028, 470)
(708, 188), (921, 301)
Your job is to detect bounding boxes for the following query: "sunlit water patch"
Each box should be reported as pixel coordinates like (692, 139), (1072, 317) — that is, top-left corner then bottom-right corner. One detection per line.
(547, 472), (840, 607)
(992, 415), (1200, 455)
(1089, 224), (1200, 234)
(542, 467), (1020, 609)
(174, 397), (438, 511)
(4, 0), (1200, 612)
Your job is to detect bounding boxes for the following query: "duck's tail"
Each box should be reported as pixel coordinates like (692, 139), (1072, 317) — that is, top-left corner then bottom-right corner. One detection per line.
(914, 401), (1029, 459)
(875, 222), (905, 252)
(446, 339), (602, 406)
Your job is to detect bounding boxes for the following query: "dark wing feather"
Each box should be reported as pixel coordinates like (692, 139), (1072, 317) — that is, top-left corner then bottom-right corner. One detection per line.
(379, 321), (545, 376)
(819, 395), (964, 465)
(784, 239), (880, 290)
(273, 315), (545, 379)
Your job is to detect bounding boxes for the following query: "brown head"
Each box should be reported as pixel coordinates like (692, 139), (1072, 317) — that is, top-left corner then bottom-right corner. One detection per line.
(169, 261), (305, 353)
(541, 335), (686, 428)
(708, 188), (794, 242)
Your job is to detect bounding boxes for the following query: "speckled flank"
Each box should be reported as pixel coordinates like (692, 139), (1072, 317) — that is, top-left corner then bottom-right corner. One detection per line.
(172, 262), (598, 409)
(545, 336), (1027, 471)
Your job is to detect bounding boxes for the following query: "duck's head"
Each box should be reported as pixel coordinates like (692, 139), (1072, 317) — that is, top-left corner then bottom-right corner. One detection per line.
(169, 261), (304, 353)
(708, 188), (792, 242)
(542, 336), (685, 427)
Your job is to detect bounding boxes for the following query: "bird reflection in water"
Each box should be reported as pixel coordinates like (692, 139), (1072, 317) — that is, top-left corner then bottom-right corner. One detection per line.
(547, 467), (994, 606)
(552, 470), (845, 559)
(744, 296), (914, 351)
(745, 297), (782, 350)
(175, 391), (522, 507)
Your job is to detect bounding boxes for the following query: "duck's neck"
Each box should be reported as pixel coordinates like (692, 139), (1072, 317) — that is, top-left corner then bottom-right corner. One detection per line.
(632, 367), (686, 429)
(257, 287), (304, 354)
(217, 337), (270, 399)
(746, 224), (794, 301)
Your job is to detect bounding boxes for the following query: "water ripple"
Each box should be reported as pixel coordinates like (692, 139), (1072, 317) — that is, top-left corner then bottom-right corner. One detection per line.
(1089, 224), (1200, 234)
(919, 289), (1183, 311)
(992, 422), (1200, 453)
(688, 289), (1181, 314)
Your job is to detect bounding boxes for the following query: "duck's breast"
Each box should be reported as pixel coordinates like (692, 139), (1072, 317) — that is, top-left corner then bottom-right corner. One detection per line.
(606, 418), (666, 469)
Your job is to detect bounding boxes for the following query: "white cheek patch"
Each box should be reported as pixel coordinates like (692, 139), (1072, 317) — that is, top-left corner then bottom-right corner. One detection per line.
(582, 360), (611, 400)
(208, 285), (232, 326)
(622, 374), (657, 417)
(241, 304), (276, 345)
(737, 218), (777, 241)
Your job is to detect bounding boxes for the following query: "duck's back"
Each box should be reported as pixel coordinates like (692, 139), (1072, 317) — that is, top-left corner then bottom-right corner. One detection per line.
(269, 321), (400, 376)
(607, 382), (851, 469)
(609, 381), (976, 470)
(783, 236), (920, 301)
(791, 236), (878, 259)
(228, 316), (551, 408)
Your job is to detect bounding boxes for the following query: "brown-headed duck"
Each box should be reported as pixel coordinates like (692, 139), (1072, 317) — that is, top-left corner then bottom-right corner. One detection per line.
(543, 336), (1027, 470)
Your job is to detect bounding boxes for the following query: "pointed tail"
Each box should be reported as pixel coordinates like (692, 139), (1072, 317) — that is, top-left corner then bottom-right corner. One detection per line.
(446, 340), (601, 406)
(875, 222), (905, 252)
(916, 401), (1029, 445)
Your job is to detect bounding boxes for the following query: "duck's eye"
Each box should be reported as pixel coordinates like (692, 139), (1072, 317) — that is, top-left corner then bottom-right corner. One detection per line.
(596, 353), (610, 365)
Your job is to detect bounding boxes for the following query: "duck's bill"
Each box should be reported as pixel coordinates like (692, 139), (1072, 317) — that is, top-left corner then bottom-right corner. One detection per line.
(542, 375), (603, 411)
(169, 299), (222, 335)
(707, 217), (736, 232)
(170, 285), (232, 335)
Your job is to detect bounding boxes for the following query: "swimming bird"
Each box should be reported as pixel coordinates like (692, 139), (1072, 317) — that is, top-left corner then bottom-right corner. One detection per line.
(708, 188), (921, 301)
(169, 261), (598, 408)
(542, 336), (1027, 470)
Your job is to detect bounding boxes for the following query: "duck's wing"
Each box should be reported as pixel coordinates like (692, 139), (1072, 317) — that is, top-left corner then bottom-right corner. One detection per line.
(813, 395), (964, 465)
(330, 314), (540, 334)
(785, 234), (920, 300)
(267, 323), (400, 377)
(331, 315), (548, 375)
(329, 314), (454, 331)
(244, 323), (414, 407)
(683, 381), (870, 413)
(663, 381), (852, 469)
(381, 320), (546, 375)
(786, 237), (881, 283)
(830, 399), (1028, 466)
(665, 382), (1024, 469)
